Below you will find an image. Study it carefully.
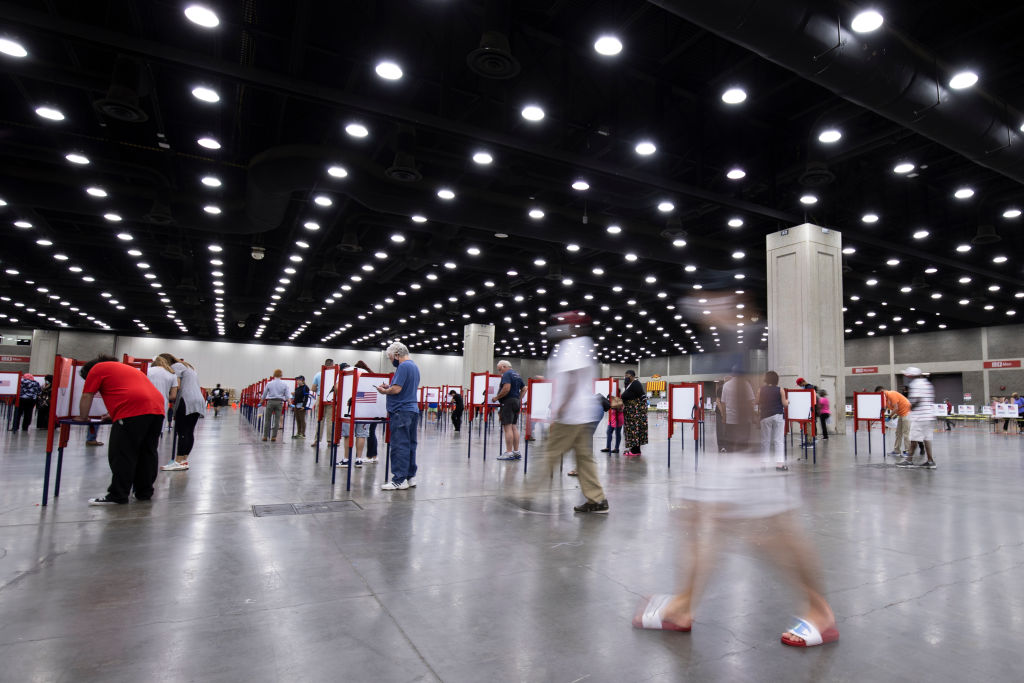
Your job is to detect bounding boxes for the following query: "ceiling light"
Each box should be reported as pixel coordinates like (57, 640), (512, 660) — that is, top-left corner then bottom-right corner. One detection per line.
(593, 35), (623, 56)
(566, 243), (580, 252)
(327, 165), (348, 178)
(988, 284), (1001, 292)
(208, 244), (223, 252)
(36, 239), (51, 246)
(955, 244), (971, 252)
(657, 201), (675, 212)
(533, 258), (546, 266)
(958, 276), (972, 284)
(35, 106), (65, 121)
(1002, 208), (1021, 219)
(949, 71), (978, 89)
(624, 253), (638, 262)
(592, 267), (604, 275)
(303, 221), (320, 231)
(197, 137), (221, 149)
(851, 10), (884, 33)
(672, 238), (687, 247)
(993, 255), (1008, 264)
(345, 122), (369, 138)
(521, 105), (545, 121)
(86, 187), (108, 197)
(437, 188), (455, 200)
(191, 86), (219, 102)
(571, 180), (590, 191)
(893, 162), (915, 174)
(721, 87), (747, 104)
(726, 168), (746, 180)
(886, 258), (900, 266)
(375, 61), (403, 80)
(953, 187), (974, 199)
(117, 232), (133, 241)
(0, 38), (28, 58)
(924, 267), (938, 273)
(862, 213), (879, 224)
(913, 229), (929, 239)
(528, 208), (544, 219)
(184, 4), (219, 27)
(314, 195), (333, 206)
(799, 194), (818, 204)
(732, 251), (745, 259)
(201, 175), (222, 187)
(472, 151), (493, 165)
(900, 286), (912, 293)
(204, 205), (221, 215)
(818, 129), (841, 143)
(842, 246), (856, 254)
(65, 153), (89, 164)
(728, 217), (743, 228)
(606, 225), (622, 235)
(635, 141), (656, 155)
(409, 214), (428, 223)
(391, 234), (405, 243)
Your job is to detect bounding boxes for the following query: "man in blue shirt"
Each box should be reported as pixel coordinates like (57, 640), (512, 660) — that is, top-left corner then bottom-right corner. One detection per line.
(493, 360), (524, 460)
(375, 341), (420, 490)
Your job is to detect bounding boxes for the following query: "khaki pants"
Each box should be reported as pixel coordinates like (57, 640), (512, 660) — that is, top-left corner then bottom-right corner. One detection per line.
(892, 414), (909, 452)
(317, 405), (334, 443)
(545, 422), (606, 504)
(294, 408), (307, 436)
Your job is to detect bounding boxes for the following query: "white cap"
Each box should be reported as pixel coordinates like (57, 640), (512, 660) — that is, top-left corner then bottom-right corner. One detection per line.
(901, 366), (922, 376)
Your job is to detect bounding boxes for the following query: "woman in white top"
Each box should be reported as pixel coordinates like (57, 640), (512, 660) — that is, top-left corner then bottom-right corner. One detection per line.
(158, 352), (204, 472)
(147, 356), (177, 414)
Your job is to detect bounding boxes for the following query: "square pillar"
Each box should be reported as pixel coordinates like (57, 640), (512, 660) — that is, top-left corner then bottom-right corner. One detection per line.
(462, 323), (495, 387)
(766, 223), (846, 433)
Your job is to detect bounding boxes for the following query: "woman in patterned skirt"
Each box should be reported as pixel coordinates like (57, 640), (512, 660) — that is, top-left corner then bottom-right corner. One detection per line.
(621, 370), (648, 456)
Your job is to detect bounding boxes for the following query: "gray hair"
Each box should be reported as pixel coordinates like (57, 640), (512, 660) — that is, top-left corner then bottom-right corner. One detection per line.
(497, 359), (511, 370)
(386, 341), (410, 358)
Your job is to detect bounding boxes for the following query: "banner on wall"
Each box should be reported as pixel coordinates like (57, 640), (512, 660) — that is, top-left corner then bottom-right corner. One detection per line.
(983, 360), (1021, 369)
(0, 355), (30, 363)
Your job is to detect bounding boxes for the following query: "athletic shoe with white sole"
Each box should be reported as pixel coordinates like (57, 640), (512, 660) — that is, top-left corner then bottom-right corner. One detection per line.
(381, 480), (409, 490)
(161, 461), (189, 471)
(407, 477), (417, 487)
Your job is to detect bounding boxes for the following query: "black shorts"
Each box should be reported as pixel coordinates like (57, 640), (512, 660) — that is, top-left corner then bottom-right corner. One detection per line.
(499, 399), (521, 425)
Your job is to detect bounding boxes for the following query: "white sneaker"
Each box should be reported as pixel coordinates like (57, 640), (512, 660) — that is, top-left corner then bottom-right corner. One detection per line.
(381, 480), (409, 490)
(364, 458), (378, 465)
(407, 477), (417, 487)
(161, 461), (189, 471)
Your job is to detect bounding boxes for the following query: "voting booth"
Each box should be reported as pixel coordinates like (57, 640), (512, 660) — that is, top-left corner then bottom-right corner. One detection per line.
(468, 371), (501, 427)
(852, 391), (886, 455)
(312, 364), (338, 461)
(521, 378), (554, 472)
(0, 370), (21, 427)
(332, 368), (392, 490)
(667, 382), (703, 468)
(784, 388), (818, 462)
(122, 353), (151, 374)
(593, 377), (620, 399)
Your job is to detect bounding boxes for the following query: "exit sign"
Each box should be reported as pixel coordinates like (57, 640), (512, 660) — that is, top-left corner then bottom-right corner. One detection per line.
(984, 360), (1021, 369)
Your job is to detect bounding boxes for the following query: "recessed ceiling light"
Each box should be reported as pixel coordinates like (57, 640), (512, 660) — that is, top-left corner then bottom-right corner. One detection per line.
(955, 244), (971, 252)
(818, 129), (841, 143)
(606, 225), (622, 235)
(303, 221), (320, 231)
(624, 253), (638, 262)
(36, 238), (52, 246)
(799, 194), (818, 205)
(472, 151), (493, 165)
(726, 168), (746, 180)
(893, 162), (915, 174)
(925, 267), (938, 273)
(14, 220), (32, 229)
(571, 180), (589, 191)
(1003, 208), (1022, 219)
(988, 284), (1001, 292)
(314, 195), (333, 206)
(672, 238), (687, 248)
(197, 137), (221, 150)
(528, 208), (544, 219)
(842, 246), (856, 254)
(949, 71), (978, 89)
(593, 35), (623, 56)
(466, 246), (481, 256)
(861, 213), (879, 223)
(375, 61), (403, 80)
(657, 201), (675, 212)
(0, 37), (28, 58)
(958, 276), (972, 284)
(184, 4), (219, 28)
(437, 188), (455, 200)
(201, 175), (222, 187)
(521, 105), (545, 121)
(592, 267), (605, 275)
(65, 152), (89, 165)
(103, 213), (122, 222)
(993, 255), (1008, 264)
(208, 244), (223, 252)
(204, 205), (221, 215)
(850, 9), (884, 33)
(900, 286), (912, 293)
(732, 251), (745, 259)
(327, 165), (348, 178)
(886, 258), (900, 266)
(953, 187), (974, 199)
(191, 86), (219, 102)
(390, 234), (406, 243)
(566, 243), (580, 252)
(913, 229), (929, 239)
(635, 141), (656, 155)
(728, 217), (743, 228)
(684, 265), (697, 272)
(345, 123), (369, 138)
(117, 233), (133, 241)
(85, 187), (108, 198)
(35, 106), (65, 121)
(721, 87), (747, 104)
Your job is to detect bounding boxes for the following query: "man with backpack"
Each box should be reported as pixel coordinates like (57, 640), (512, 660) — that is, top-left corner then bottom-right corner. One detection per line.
(493, 360), (525, 460)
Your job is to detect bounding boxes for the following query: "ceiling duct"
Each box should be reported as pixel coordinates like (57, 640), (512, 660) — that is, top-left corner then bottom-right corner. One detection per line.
(385, 126), (423, 182)
(467, 0), (520, 80)
(338, 230), (361, 253)
(799, 161), (836, 187)
(971, 224), (1000, 244)
(93, 56), (150, 123)
(144, 197), (174, 225)
(648, 0), (1024, 185)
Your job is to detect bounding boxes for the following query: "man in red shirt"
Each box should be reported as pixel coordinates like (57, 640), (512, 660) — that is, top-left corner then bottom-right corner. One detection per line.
(75, 354), (166, 505)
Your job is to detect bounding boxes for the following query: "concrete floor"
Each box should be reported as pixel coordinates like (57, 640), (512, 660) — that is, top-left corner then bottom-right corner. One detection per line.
(1, 412), (1022, 683)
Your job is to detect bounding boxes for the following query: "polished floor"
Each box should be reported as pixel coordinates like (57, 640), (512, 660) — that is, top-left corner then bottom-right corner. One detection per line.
(1, 411), (1022, 682)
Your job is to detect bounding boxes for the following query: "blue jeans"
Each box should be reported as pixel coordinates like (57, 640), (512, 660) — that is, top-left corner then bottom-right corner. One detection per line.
(606, 425), (621, 450)
(389, 411), (418, 483)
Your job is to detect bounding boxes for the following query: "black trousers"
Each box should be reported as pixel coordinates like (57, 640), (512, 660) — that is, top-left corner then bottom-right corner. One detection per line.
(174, 402), (201, 456)
(107, 413), (164, 502)
(12, 399), (35, 430)
(451, 409), (463, 431)
(819, 414), (829, 439)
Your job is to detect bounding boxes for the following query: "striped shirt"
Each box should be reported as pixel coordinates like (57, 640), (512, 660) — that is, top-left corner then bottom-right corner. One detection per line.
(908, 377), (934, 419)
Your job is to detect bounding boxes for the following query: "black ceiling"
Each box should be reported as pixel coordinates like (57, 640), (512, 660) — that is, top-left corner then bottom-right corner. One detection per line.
(0, 0), (1022, 362)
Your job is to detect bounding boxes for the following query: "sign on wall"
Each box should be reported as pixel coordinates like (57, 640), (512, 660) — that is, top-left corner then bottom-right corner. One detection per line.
(851, 366), (879, 374)
(983, 360), (1021, 369)
(0, 355), (30, 363)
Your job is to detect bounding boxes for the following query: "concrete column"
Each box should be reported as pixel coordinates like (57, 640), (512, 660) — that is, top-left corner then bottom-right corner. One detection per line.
(462, 323), (495, 387)
(29, 329), (59, 375)
(766, 223), (846, 434)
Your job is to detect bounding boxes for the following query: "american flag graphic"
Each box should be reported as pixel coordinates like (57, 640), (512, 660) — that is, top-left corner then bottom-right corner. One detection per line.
(355, 390), (376, 404)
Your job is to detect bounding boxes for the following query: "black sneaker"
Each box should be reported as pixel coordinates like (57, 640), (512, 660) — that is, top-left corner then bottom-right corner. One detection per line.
(574, 500), (609, 514)
(600, 448), (612, 452)
(89, 496), (125, 505)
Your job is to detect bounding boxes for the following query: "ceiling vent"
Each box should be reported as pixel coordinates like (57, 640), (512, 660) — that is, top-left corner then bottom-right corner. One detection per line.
(971, 224), (1000, 244)
(911, 276), (928, 290)
(545, 262), (562, 281)
(338, 231), (361, 253)
(94, 57), (149, 123)
(298, 288), (314, 303)
(799, 162), (836, 187)
(385, 125), (422, 182)
(144, 199), (174, 225)
(467, 2), (519, 79)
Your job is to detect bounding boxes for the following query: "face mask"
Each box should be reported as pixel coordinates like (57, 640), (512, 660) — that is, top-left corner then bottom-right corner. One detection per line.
(392, 358), (400, 368)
